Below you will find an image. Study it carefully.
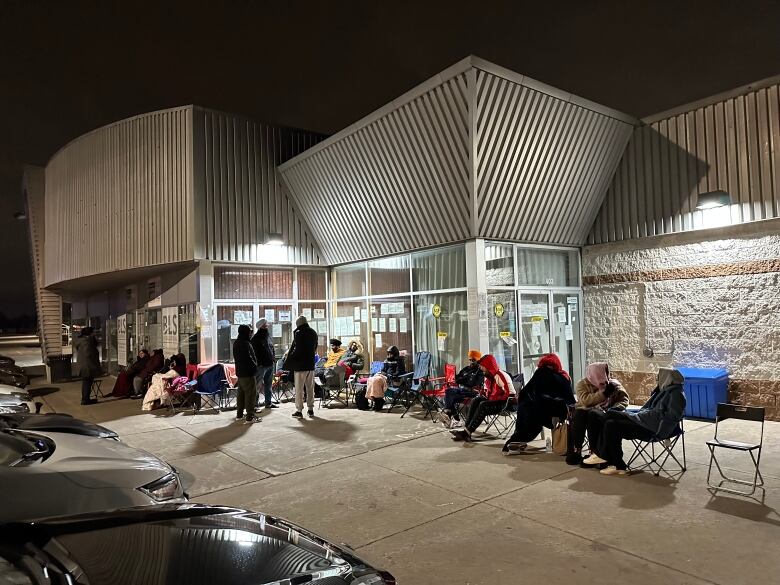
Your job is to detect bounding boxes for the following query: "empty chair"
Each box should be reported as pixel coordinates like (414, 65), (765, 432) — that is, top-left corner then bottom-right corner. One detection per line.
(707, 403), (765, 496)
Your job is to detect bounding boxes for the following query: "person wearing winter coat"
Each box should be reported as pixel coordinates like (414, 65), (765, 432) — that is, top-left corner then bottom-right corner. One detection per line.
(339, 339), (365, 375)
(111, 349), (149, 398)
(449, 354), (513, 441)
(74, 327), (101, 405)
(502, 353), (575, 454)
(583, 367), (686, 476)
(437, 349), (485, 428)
(132, 349), (164, 398)
(233, 324), (260, 424)
(361, 345), (406, 412)
(284, 315), (319, 418)
(314, 338), (347, 389)
(566, 362), (630, 465)
(251, 319), (277, 409)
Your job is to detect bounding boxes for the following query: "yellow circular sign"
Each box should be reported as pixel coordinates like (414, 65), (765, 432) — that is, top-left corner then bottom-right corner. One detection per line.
(432, 304), (442, 318)
(494, 303), (505, 317)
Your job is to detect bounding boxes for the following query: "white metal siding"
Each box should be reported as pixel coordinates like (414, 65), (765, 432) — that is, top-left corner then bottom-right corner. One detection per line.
(590, 82), (780, 243)
(475, 71), (634, 245)
(194, 108), (325, 265)
(280, 72), (472, 265)
(44, 107), (194, 286)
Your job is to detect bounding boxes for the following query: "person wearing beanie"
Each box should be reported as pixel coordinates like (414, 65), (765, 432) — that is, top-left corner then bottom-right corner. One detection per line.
(233, 324), (260, 424)
(251, 319), (277, 409)
(284, 315), (319, 418)
(314, 338), (347, 389)
(436, 349), (485, 428)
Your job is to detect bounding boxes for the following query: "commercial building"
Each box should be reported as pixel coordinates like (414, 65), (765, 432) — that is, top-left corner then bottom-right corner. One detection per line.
(25, 57), (780, 418)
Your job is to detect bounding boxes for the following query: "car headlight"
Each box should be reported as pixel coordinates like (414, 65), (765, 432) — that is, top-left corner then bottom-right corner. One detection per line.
(138, 473), (182, 501)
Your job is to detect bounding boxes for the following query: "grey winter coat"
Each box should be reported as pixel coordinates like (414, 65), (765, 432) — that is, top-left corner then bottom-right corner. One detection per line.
(626, 369), (686, 438)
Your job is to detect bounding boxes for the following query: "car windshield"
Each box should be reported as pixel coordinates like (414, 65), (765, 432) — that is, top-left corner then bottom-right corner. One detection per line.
(0, 431), (49, 466)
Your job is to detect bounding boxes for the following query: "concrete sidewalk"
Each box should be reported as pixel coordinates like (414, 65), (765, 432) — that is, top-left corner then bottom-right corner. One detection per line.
(33, 377), (780, 585)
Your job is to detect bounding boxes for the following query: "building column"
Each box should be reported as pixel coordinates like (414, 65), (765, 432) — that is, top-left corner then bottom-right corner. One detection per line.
(197, 260), (215, 363)
(465, 239), (489, 355)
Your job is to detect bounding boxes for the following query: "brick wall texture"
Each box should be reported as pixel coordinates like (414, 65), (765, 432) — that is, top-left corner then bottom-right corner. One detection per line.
(582, 224), (780, 421)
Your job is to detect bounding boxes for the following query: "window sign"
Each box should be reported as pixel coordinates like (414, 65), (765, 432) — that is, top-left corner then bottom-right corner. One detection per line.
(279, 310), (291, 322)
(314, 309), (325, 319)
(234, 310), (253, 325)
(163, 307), (179, 356)
(117, 315), (127, 366)
(265, 309), (275, 322)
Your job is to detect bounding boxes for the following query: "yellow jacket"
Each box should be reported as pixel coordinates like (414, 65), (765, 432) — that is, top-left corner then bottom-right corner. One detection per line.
(323, 347), (346, 368)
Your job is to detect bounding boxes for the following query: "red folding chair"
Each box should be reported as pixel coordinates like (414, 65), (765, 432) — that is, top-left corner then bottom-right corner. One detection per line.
(421, 363), (457, 419)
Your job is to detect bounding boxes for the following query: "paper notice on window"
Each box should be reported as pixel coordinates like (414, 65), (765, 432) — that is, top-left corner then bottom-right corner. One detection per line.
(354, 322), (361, 336)
(557, 307), (566, 323)
(565, 324), (574, 340)
(375, 334), (382, 348)
(389, 318), (397, 333)
(314, 308), (325, 319)
(234, 310), (253, 325)
(567, 296), (578, 307)
(379, 318), (387, 332)
(264, 309), (275, 322)
(499, 331), (518, 346)
(319, 321), (329, 335)
(302, 308), (312, 320)
(279, 310), (291, 322)
(531, 322), (542, 337)
(399, 317), (408, 333)
(272, 323), (282, 338)
(361, 309), (368, 322)
(437, 331), (447, 351)
(230, 325), (239, 339)
(354, 307), (361, 321)
(371, 318), (378, 331)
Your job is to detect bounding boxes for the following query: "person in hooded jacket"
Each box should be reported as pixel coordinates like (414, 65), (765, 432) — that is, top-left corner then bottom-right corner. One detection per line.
(566, 362), (629, 465)
(449, 354), (513, 441)
(111, 349), (149, 398)
(437, 349), (485, 428)
(363, 345), (405, 412)
(339, 339), (365, 377)
(251, 319), (277, 409)
(132, 349), (165, 398)
(583, 367), (686, 476)
(502, 353), (575, 454)
(284, 315), (319, 418)
(314, 338), (347, 389)
(233, 324), (260, 424)
(75, 327), (101, 405)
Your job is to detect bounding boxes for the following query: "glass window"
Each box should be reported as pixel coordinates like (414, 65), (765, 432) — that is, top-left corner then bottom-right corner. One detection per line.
(414, 292), (468, 376)
(257, 304), (294, 358)
(136, 309), (162, 353)
(485, 243), (514, 286)
(553, 293), (582, 382)
(412, 245), (466, 291)
(298, 269), (327, 300)
(332, 301), (369, 369)
(369, 256), (410, 296)
(299, 301), (328, 357)
(178, 304), (199, 365)
(333, 264), (367, 298)
(369, 296), (412, 367)
(516, 248), (579, 287)
(487, 291), (519, 375)
(216, 305), (253, 363)
(519, 293), (551, 381)
(214, 267), (293, 299)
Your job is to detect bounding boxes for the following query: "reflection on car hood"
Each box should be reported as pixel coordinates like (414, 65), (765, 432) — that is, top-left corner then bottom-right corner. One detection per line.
(16, 430), (172, 488)
(0, 395), (30, 414)
(1, 413), (117, 438)
(0, 384), (30, 400)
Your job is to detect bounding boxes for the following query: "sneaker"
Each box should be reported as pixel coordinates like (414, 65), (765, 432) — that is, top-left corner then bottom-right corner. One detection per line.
(449, 419), (465, 429)
(292, 411), (303, 418)
(307, 409), (315, 418)
(437, 411), (451, 427)
(582, 454), (608, 466)
(235, 414), (243, 421)
(600, 466), (628, 476)
(265, 404), (279, 409)
(501, 442), (527, 456)
(244, 416), (262, 424)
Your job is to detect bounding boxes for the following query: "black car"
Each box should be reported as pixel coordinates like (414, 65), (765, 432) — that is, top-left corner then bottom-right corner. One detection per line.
(0, 504), (395, 584)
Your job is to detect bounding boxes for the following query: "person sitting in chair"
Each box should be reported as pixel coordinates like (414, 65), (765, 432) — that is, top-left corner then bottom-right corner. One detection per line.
(314, 338), (347, 387)
(449, 354), (512, 441)
(501, 353), (575, 455)
(360, 345), (405, 412)
(131, 348), (164, 398)
(437, 349), (485, 428)
(583, 367), (686, 476)
(339, 338), (365, 378)
(566, 362), (629, 465)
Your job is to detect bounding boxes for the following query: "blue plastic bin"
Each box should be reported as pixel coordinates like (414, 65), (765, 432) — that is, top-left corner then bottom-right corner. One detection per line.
(677, 367), (729, 420)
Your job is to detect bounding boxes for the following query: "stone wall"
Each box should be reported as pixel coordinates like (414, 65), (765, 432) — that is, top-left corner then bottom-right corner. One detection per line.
(582, 219), (780, 420)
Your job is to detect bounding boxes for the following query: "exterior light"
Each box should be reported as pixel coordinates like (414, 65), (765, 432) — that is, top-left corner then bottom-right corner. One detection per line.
(696, 190), (731, 210)
(265, 232), (284, 246)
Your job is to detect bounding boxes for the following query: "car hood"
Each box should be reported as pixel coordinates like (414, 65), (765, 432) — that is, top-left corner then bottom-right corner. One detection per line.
(2, 413), (118, 438)
(22, 430), (173, 488)
(0, 384), (30, 400)
(0, 395), (30, 414)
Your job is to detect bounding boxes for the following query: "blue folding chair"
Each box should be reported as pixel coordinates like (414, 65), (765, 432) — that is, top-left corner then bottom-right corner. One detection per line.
(192, 364), (233, 413)
(386, 351), (433, 418)
(350, 361), (383, 397)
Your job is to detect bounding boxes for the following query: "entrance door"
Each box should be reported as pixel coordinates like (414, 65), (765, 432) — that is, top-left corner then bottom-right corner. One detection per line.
(518, 292), (551, 381)
(487, 291), (519, 375)
(552, 292), (583, 383)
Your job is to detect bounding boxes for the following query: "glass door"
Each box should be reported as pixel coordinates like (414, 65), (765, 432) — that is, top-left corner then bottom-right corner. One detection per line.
(518, 292), (551, 382)
(215, 305), (253, 363)
(552, 292), (583, 383)
(257, 304), (294, 359)
(487, 290), (519, 375)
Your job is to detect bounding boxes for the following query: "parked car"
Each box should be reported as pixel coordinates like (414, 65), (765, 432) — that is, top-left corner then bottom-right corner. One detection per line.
(0, 354), (15, 367)
(0, 383), (31, 402)
(0, 394), (30, 414)
(0, 363), (28, 388)
(0, 504), (396, 584)
(0, 412), (118, 439)
(0, 428), (185, 522)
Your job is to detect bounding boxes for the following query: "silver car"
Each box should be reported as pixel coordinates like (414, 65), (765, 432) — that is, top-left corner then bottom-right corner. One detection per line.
(0, 428), (186, 522)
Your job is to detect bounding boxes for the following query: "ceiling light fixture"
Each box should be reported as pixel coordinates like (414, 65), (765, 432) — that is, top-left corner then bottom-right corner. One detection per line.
(696, 190), (731, 210)
(265, 232), (284, 246)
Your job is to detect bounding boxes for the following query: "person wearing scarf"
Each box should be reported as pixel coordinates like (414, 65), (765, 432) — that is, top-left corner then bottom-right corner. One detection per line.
(567, 362), (629, 465)
(583, 367), (686, 476)
(502, 353), (575, 455)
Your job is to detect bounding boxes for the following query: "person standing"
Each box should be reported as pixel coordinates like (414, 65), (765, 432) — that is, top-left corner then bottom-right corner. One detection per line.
(251, 319), (277, 409)
(285, 315), (319, 419)
(233, 324), (260, 424)
(74, 327), (101, 405)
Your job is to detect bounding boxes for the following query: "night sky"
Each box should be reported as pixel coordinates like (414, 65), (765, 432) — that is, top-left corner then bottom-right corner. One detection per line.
(2, 0), (779, 321)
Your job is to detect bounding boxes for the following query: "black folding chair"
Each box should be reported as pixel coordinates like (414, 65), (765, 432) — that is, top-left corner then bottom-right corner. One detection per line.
(626, 412), (687, 478)
(707, 403), (765, 496)
(386, 352), (433, 418)
(481, 395), (518, 438)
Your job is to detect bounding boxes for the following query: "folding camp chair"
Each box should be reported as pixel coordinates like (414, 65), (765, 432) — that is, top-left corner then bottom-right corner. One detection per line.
(421, 363), (457, 419)
(192, 364), (231, 413)
(626, 408), (686, 478)
(386, 352), (433, 418)
(319, 365), (347, 408)
(350, 361), (383, 397)
(707, 403), (765, 496)
(164, 379), (194, 414)
(481, 394), (518, 438)
(271, 359), (295, 403)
